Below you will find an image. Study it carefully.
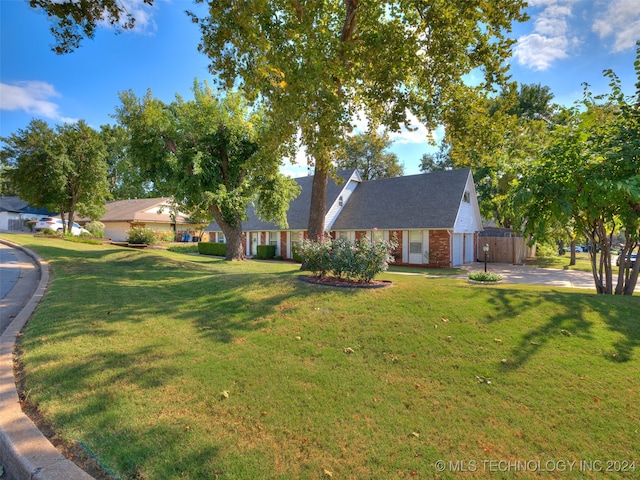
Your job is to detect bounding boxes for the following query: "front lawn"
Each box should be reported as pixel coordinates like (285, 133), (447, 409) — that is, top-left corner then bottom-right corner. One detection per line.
(5, 235), (640, 479)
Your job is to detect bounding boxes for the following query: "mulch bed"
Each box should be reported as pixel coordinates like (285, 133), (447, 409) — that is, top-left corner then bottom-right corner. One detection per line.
(298, 275), (393, 289)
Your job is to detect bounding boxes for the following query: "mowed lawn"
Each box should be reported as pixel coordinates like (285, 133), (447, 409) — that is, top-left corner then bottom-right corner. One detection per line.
(6, 235), (640, 479)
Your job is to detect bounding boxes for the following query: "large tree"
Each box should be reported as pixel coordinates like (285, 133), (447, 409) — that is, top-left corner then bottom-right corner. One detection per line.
(1, 119), (109, 232)
(335, 131), (403, 180)
(440, 82), (557, 227)
(31, 1), (528, 239)
(188, 0), (527, 239)
(30, 0), (154, 54)
(116, 81), (300, 260)
(512, 54), (640, 295)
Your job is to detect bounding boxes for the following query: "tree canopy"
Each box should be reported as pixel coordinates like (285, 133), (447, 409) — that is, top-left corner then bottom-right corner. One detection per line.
(30, 0), (154, 54)
(189, 0), (528, 239)
(1, 119), (109, 231)
(116, 81), (299, 260)
(335, 131), (403, 181)
(512, 49), (640, 295)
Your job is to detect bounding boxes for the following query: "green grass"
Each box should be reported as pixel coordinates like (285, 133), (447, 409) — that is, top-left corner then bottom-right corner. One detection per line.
(4, 234), (640, 479)
(525, 252), (595, 272)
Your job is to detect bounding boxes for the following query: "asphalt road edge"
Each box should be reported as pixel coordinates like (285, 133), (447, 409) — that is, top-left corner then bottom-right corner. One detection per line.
(0, 239), (95, 480)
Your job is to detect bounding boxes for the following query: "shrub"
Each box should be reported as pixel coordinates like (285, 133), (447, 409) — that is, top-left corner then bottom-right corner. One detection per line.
(198, 242), (227, 257)
(468, 271), (503, 282)
(155, 230), (176, 243)
(167, 244), (199, 254)
(255, 245), (276, 259)
(84, 221), (105, 238)
(127, 227), (157, 245)
(298, 234), (397, 283)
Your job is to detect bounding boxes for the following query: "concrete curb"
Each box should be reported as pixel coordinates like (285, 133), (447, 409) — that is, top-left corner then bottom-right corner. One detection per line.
(0, 240), (94, 480)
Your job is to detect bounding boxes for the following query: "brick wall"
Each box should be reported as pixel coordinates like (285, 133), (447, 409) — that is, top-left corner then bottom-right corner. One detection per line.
(427, 230), (451, 268)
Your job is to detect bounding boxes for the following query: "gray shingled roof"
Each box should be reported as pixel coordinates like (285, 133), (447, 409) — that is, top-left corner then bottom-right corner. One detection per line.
(332, 168), (472, 230)
(205, 170), (357, 232)
(205, 168), (471, 232)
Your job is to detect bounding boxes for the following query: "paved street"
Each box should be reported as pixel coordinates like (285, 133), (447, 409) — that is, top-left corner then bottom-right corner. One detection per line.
(0, 241), (41, 336)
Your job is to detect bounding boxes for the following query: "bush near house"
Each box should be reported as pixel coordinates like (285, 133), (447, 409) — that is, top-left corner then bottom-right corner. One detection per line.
(84, 221), (105, 238)
(298, 234), (397, 283)
(198, 241), (227, 257)
(255, 245), (276, 259)
(126, 227), (157, 245)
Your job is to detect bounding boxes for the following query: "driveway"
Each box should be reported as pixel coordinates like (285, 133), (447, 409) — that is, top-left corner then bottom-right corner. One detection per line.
(462, 262), (596, 289)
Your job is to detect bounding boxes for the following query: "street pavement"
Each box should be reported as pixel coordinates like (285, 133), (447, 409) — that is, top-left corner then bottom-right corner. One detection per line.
(0, 241), (41, 336)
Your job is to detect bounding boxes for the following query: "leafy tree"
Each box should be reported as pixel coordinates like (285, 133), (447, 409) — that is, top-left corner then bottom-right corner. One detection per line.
(1, 119), (109, 232)
(335, 131), (403, 180)
(441, 82), (557, 226)
(419, 144), (454, 173)
(101, 124), (157, 200)
(116, 81), (300, 260)
(30, 0), (154, 54)
(189, 0), (528, 239)
(512, 50), (640, 295)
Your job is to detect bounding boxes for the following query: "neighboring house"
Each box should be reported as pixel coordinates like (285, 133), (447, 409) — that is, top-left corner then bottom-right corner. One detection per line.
(0, 196), (52, 232)
(205, 168), (482, 267)
(77, 197), (204, 242)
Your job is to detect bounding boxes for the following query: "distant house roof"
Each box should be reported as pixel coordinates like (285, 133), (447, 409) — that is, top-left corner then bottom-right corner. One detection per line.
(0, 196), (52, 216)
(331, 168), (472, 230)
(79, 197), (191, 224)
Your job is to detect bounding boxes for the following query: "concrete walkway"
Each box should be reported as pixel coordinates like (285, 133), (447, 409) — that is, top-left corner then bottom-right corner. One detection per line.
(461, 262), (596, 290)
(0, 239), (94, 480)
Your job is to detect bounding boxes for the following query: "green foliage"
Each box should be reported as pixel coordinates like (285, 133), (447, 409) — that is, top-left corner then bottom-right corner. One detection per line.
(468, 271), (503, 282)
(298, 234), (397, 283)
(198, 241), (227, 257)
(189, 0), (528, 238)
(154, 230), (176, 243)
(116, 83), (299, 260)
(84, 221), (105, 238)
(126, 227), (157, 245)
(1, 119), (109, 232)
(512, 45), (640, 294)
(335, 131), (403, 180)
(166, 244), (199, 254)
(255, 245), (276, 260)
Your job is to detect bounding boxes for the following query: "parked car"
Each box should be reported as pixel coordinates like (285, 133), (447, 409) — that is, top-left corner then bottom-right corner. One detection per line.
(34, 217), (90, 236)
(615, 253), (637, 268)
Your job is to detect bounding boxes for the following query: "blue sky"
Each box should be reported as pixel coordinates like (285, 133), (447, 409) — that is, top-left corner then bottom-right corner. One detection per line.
(1, 0), (639, 178)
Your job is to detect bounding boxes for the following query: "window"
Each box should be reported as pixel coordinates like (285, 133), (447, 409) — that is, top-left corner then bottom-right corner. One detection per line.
(409, 230), (422, 254)
(463, 191), (470, 203)
(269, 232), (278, 246)
(339, 196), (343, 206)
(217, 232), (225, 243)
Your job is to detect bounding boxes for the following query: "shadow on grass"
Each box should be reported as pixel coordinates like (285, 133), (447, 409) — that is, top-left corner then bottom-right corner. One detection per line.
(461, 285), (640, 366)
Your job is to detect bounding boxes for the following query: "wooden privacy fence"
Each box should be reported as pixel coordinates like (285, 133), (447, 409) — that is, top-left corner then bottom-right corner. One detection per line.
(477, 236), (535, 264)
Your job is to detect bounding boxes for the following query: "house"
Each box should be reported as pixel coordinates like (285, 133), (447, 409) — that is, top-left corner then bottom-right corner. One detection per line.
(77, 197), (204, 242)
(204, 168), (482, 267)
(0, 196), (52, 232)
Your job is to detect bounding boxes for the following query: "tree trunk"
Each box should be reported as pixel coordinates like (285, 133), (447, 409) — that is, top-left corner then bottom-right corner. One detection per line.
(569, 239), (576, 266)
(211, 206), (245, 261)
(224, 226), (245, 261)
(307, 168), (329, 240)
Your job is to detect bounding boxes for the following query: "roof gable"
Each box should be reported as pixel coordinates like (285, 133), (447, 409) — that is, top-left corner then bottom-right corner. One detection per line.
(82, 197), (191, 224)
(331, 169), (474, 230)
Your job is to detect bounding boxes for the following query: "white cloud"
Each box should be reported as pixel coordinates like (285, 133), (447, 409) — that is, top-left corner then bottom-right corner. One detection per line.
(592, 0), (640, 53)
(513, 0), (576, 71)
(0, 81), (77, 124)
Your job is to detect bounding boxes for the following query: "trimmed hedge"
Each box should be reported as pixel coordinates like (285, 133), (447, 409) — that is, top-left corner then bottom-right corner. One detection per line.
(198, 242), (227, 257)
(255, 245), (276, 259)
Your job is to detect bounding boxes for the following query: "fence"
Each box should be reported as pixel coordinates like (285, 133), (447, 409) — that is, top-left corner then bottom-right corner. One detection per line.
(477, 236), (535, 264)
